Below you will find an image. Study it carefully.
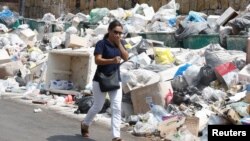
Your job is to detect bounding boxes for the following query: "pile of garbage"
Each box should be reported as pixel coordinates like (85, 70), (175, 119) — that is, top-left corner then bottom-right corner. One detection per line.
(1, 0), (250, 140)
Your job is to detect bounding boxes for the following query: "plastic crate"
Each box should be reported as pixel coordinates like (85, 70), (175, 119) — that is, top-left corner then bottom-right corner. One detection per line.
(183, 34), (220, 49)
(127, 32), (181, 47)
(226, 35), (248, 51)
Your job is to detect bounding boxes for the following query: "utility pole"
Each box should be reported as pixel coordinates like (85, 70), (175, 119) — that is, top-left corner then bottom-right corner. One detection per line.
(19, 0), (25, 16)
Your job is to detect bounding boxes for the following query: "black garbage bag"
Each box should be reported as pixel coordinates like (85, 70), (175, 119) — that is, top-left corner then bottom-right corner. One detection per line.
(171, 75), (188, 91)
(228, 11), (250, 34)
(232, 59), (246, 70)
(15, 70), (26, 86)
(199, 65), (216, 86)
(172, 86), (201, 105)
(75, 96), (110, 114)
(172, 90), (191, 105)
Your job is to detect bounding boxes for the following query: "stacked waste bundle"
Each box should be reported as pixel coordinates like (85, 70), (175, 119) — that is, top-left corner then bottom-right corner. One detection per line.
(120, 42), (250, 140)
(1, 1), (250, 141)
(0, 6), (19, 29)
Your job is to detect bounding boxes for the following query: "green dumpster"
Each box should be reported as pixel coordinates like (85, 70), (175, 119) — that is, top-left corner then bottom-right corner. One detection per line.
(127, 32), (181, 47)
(10, 19), (20, 29)
(0, 18), (20, 29)
(22, 18), (50, 32)
(63, 22), (72, 31)
(226, 35), (248, 51)
(183, 34), (220, 49)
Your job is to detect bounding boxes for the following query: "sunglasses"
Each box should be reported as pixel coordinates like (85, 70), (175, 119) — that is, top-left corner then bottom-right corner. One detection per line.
(112, 30), (123, 35)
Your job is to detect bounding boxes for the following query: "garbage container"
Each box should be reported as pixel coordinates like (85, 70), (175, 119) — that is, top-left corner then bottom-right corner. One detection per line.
(226, 35), (248, 51)
(183, 34), (220, 49)
(22, 18), (52, 33)
(127, 32), (181, 47)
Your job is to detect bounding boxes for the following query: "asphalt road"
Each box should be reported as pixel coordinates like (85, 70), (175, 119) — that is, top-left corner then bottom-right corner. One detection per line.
(0, 98), (147, 141)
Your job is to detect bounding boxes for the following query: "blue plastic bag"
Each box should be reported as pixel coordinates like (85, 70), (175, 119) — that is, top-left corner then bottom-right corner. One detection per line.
(0, 9), (17, 27)
(168, 18), (177, 27)
(185, 11), (206, 23)
(174, 63), (191, 77)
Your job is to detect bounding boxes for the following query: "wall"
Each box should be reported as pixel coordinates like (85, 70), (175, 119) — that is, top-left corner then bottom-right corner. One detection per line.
(0, 2), (19, 12)
(0, 0), (250, 18)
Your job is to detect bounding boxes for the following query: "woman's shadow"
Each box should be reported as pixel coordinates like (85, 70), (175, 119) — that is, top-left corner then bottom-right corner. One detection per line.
(47, 134), (96, 141)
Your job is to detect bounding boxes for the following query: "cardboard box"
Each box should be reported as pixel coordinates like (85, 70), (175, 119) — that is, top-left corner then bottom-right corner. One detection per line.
(184, 117), (200, 136)
(216, 7), (238, 26)
(158, 116), (186, 138)
(214, 62), (238, 87)
(238, 64), (250, 84)
(0, 49), (11, 64)
(227, 109), (241, 125)
(46, 50), (96, 90)
(130, 81), (173, 114)
(65, 34), (89, 48)
(20, 28), (36, 41)
(0, 61), (23, 79)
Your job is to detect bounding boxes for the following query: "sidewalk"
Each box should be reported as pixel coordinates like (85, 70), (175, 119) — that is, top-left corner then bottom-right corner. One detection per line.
(0, 92), (148, 141)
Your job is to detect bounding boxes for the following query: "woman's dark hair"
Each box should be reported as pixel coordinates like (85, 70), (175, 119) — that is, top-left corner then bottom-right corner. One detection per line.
(104, 20), (123, 39)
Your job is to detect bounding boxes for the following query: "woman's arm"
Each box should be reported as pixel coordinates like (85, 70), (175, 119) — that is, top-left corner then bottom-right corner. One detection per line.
(95, 54), (121, 65)
(116, 42), (129, 61)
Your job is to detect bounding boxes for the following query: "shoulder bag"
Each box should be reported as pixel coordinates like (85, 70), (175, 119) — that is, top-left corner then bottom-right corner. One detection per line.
(97, 69), (120, 92)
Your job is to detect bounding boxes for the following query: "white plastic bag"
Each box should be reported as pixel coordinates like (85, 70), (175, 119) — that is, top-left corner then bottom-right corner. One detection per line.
(109, 8), (126, 19)
(229, 102), (250, 117)
(152, 0), (177, 22)
(247, 4), (250, 12)
(0, 23), (8, 32)
(66, 26), (78, 34)
(9, 34), (25, 46)
(133, 113), (158, 135)
(0, 37), (10, 47)
(50, 36), (62, 49)
(42, 13), (56, 22)
(167, 126), (199, 141)
(122, 69), (160, 88)
(202, 87), (227, 102)
(183, 65), (201, 86)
